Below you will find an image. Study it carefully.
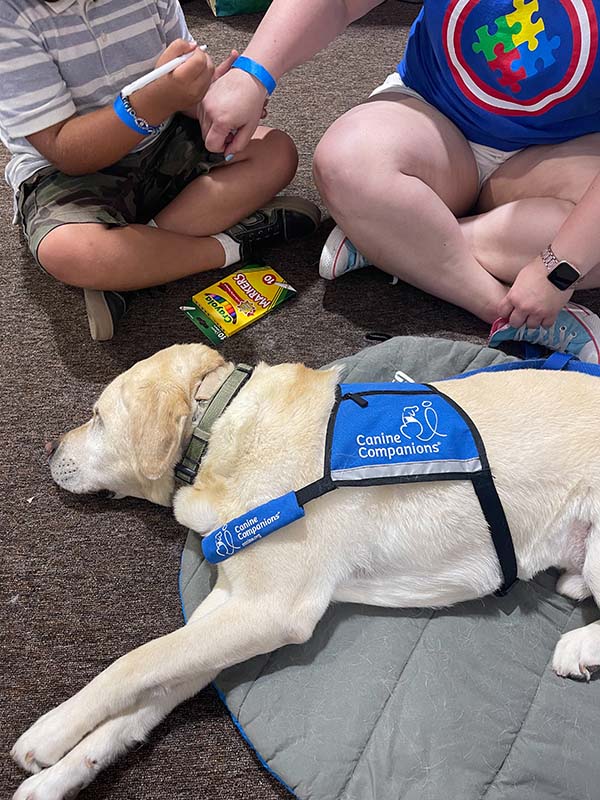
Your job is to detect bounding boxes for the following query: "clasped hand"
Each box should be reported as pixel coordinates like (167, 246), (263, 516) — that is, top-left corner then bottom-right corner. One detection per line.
(497, 257), (572, 329)
(199, 68), (269, 155)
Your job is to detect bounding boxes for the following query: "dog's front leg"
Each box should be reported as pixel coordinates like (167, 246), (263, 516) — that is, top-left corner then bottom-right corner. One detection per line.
(12, 584), (327, 799)
(11, 579), (231, 777)
(11, 673), (210, 800)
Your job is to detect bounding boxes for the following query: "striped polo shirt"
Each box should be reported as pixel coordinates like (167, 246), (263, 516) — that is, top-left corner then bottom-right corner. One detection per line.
(0, 0), (194, 196)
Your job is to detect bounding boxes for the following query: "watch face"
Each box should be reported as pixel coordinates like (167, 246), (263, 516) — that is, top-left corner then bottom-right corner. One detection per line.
(547, 260), (580, 291)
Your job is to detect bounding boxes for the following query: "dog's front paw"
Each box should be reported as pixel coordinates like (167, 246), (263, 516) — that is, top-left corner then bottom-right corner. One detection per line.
(13, 769), (59, 800)
(552, 625), (600, 680)
(11, 722), (58, 775)
(12, 700), (87, 774)
(12, 762), (90, 800)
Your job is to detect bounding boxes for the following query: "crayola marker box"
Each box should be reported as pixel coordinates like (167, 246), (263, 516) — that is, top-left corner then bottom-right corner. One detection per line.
(184, 265), (296, 344)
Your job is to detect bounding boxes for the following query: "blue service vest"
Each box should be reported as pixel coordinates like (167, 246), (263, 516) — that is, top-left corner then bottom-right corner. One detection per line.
(202, 381), (518, 594)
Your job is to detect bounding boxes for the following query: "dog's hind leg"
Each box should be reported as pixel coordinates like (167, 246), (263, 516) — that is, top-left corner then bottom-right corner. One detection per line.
(11, 565), (330, 798)
(555, 571), (592, 601)
(553, 516), (600, 680)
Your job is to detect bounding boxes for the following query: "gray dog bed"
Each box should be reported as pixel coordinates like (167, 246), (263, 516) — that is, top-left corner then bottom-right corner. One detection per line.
(179, 336), (600, 800)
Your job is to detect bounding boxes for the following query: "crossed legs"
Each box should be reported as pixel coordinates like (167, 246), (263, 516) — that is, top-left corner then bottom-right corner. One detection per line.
(36, 126), (298, 291)
(313, 94), (600, 322)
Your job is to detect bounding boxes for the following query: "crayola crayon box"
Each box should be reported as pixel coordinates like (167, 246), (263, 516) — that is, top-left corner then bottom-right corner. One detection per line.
(184, 265), (296, 344)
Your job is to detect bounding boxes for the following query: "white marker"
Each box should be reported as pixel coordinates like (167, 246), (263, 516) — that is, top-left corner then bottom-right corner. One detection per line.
(393, 370), (415, 384)
(122, 45), (208, 96)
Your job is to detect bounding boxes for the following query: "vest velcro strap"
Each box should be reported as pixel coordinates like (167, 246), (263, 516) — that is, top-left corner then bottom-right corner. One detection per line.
(471, 470), (518, 595)
(295, 477), (336, 507)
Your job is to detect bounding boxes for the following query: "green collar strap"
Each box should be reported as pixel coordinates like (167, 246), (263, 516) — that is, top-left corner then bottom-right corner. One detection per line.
(174, 363), (254, 487)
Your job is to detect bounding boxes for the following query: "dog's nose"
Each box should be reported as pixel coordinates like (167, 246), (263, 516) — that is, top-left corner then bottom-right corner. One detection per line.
(45, 439), (60, 459)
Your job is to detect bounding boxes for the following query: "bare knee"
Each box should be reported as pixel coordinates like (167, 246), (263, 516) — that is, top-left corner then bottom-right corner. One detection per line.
(251, 127), (298, 187)
(313, 123), (364, 212)
(37, 224), (113, 288)
(542, 198), (575, 233)
(314, 122), (422, 222)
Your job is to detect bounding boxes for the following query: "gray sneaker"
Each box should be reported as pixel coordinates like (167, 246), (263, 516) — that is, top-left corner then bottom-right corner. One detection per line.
(225, 195), (321, 260)
(84, 289), (131, 341)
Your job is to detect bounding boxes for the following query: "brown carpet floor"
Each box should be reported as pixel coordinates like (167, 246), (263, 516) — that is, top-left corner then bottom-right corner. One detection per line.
(2, 2), (600, 799)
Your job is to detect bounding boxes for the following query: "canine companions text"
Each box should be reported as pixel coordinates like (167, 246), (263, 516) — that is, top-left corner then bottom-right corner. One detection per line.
(11, 343), (600, 799)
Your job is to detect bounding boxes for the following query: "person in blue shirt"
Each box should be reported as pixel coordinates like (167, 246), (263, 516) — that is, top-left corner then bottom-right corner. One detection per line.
(201, 0), (600, 361)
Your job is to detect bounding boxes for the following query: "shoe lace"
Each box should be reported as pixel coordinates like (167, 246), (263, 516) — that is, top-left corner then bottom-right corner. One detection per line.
(346, 241), (359, 268)
(513, 322), (578, 352)
(233, 210), (276, 242)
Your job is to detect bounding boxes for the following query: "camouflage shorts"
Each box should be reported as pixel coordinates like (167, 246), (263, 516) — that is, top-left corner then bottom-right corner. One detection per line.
(18, 114), (225, 263)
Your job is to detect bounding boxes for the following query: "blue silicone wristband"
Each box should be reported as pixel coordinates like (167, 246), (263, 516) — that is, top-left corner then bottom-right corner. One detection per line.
(231, 56), (277, 96)
(113, 93), (158, 135)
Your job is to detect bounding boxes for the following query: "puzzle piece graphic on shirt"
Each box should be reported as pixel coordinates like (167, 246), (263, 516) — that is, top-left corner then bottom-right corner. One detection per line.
(488, 42), (527, 93)
(513, 31), (561, 76)
(472, 16), (521, 61)
(506, 0), (545, 50)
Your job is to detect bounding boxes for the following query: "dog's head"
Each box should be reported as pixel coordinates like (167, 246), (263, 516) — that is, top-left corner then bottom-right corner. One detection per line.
(48, 344), (233, 506)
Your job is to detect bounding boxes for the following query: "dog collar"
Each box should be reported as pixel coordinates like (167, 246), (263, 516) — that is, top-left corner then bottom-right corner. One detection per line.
(174, 363), (254, 487)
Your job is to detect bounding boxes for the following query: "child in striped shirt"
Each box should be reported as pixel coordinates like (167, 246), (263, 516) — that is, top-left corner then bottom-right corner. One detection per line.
(0, 0), (319, 339)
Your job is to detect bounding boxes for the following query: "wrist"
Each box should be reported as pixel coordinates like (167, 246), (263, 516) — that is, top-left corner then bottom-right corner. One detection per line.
(130, 84), (174, 125)
(541, 245), (582, 291)
(232, 55), (277, 96)
(113, 94), (158, 136)
(243, 46), (282, 82)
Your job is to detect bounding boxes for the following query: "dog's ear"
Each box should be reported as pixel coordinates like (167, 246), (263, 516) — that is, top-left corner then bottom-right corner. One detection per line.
(130, 384), (191, 481)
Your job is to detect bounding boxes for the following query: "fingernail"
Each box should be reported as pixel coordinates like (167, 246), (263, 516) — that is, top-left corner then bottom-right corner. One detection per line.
(225, 154), (234, 162)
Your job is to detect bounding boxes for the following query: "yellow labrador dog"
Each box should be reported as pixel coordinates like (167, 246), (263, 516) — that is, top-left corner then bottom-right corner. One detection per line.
(11, 343), (600, 799)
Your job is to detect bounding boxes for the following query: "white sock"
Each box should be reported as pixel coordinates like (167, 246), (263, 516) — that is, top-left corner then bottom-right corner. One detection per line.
(148, 220), (239, 268)
(211, 233), (241, 268)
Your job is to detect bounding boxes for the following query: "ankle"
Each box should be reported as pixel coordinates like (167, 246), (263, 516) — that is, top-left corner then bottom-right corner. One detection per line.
(211, 233), (240, 268)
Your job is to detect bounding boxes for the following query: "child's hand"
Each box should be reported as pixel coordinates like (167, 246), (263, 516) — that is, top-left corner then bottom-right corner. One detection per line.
(154, 38), (197, 70)
(136, 39), (215, 119)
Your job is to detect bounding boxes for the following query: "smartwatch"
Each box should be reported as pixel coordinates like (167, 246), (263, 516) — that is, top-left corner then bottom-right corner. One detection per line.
(541, 245), (582, 291)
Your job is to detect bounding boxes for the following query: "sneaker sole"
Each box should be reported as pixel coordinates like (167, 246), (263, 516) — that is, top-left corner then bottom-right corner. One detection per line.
(84, 289), (115, 342)
(260, 195), (321, 235)
(319, 226), (348, 280)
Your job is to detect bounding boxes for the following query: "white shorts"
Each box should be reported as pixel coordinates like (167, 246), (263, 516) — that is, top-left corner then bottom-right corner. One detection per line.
(370, 72), (522, 189)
